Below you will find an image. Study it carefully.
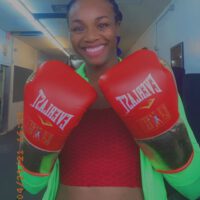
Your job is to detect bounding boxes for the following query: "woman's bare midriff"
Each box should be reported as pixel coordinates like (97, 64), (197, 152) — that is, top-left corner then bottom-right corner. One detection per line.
(56, 185), (144, 200)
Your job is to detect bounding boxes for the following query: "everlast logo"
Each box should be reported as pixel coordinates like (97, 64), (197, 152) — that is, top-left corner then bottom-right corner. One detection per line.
(31, 89), (74, 131)
(116, 74), (162, 113)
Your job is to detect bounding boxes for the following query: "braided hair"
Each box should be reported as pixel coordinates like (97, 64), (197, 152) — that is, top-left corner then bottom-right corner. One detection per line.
(66, 0), (123, 24)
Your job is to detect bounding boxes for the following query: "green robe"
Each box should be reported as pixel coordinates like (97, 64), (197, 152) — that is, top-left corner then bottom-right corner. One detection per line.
(19, 63), (200, 200)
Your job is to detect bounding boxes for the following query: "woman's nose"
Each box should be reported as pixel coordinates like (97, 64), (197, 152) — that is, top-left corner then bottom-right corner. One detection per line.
(84, 27), (99, 43)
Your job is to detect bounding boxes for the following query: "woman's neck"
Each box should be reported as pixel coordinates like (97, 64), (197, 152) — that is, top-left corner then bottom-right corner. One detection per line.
(84, 56), (119, 109)
(85, 56), (119, 82)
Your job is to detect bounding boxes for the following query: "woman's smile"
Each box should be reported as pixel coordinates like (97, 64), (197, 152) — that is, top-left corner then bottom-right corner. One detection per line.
(84, 44), (106, 57)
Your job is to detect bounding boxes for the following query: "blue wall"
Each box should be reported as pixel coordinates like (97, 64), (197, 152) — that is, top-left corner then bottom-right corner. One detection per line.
(131, 0), (200, 74)
(156, 0), (200, 74)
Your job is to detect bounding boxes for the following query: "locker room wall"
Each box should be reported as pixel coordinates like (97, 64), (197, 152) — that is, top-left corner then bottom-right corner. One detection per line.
(0, 28), (51, 133)
(129, 0), (200, 74)
(8, 37), (39, 131)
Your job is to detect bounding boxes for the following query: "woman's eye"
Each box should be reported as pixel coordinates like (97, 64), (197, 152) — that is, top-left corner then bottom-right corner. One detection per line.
(71, 26), (85, 33)
(98, 23), (110, 30)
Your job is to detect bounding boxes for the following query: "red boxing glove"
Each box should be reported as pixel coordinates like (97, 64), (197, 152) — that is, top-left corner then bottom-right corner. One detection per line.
(21, 61), (96, 175)
(99, 50), (178, 139)
(99, 49), (193, 172)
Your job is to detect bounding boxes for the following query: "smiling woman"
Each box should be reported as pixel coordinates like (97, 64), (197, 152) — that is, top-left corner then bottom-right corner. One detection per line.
(57, 0), (144, 200)
(13, 0), (200, 200)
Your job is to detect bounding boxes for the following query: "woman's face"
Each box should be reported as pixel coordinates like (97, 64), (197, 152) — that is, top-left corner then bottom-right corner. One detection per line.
(68, 0), (120, 67)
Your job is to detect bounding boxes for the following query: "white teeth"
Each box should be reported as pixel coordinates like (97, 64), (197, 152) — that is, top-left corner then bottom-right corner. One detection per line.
(86, 45), (104, 53)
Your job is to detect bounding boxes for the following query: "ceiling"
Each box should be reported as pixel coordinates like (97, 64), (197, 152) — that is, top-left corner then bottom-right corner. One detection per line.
(0, 0), (172, 61)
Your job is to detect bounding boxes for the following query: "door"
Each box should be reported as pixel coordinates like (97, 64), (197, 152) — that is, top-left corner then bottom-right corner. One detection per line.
(0, 65), (10, 134)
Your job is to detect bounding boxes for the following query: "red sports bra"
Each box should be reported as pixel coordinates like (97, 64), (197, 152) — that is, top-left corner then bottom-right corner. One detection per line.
(60, 108), (141, 187)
